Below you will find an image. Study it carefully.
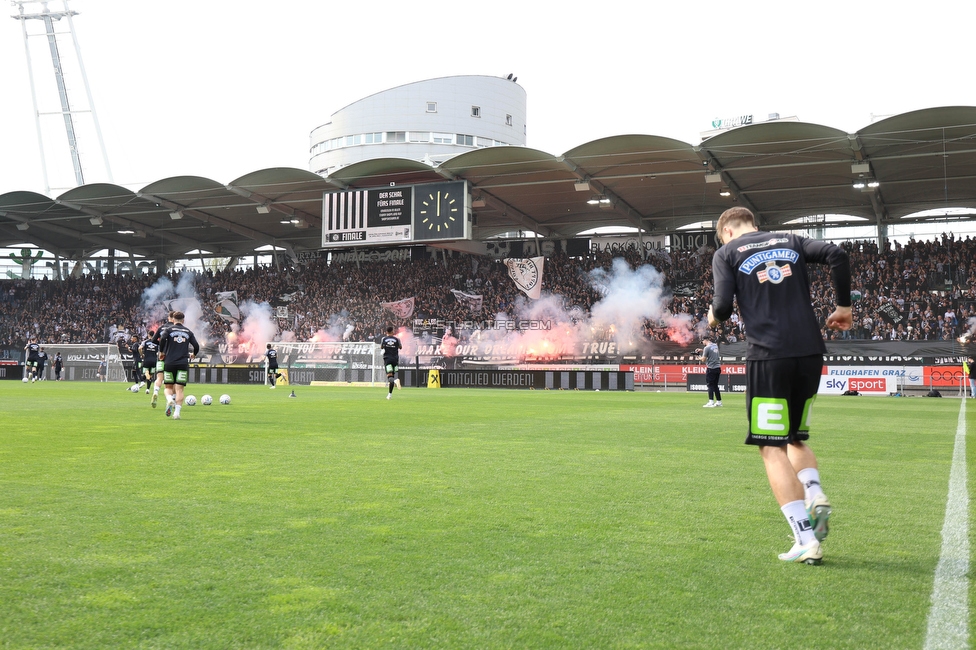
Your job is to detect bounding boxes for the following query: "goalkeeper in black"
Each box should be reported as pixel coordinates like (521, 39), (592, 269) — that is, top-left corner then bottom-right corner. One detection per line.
(708, 206), (851, 565)
(380, 326), (402, 400)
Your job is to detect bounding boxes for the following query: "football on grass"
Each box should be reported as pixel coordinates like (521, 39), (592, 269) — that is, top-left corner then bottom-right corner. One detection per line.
(201, 395), (213, 405)
(219, 394), (231, 405)
(185, 395), (197, 406)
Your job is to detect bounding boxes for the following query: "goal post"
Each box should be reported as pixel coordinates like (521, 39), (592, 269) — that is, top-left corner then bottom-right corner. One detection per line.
(272, 341), (384, 386)
(36, 343), (127, 382)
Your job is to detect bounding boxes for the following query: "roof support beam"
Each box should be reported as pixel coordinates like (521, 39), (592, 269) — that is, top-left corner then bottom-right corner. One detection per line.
(137, 192), (287, 256)
(558, 156), (646, 230)
(694, 145), (762, 222)
(0, 208), (152, 256)
(56, 198), (203, 253)
(224, 183), (323, 228)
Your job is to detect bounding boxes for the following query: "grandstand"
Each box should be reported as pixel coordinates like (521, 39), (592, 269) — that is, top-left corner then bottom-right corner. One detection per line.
(3, 106), (976, 391)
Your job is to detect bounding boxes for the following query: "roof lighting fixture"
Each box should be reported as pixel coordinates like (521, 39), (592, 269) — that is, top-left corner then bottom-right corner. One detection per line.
(117, 229), (135, 234)
(587, 197), (601, 205)
(256, 203), (272, 214)
(16, 223), (29, 231)
(719, 187), (732, 197)
(574, 181), (590, 192)
(169, 210), (183, 220)
(852, 181), (866, 189)
(89, 216), (103, 226)
(867, 180), (880, 188)
(705, 172), (722, 183)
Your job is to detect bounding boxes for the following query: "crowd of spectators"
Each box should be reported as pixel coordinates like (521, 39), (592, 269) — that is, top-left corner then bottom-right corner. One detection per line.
(3, 232), (976, 355)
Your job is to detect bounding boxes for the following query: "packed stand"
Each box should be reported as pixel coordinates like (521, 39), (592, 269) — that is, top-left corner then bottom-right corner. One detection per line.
(2, 233), (976, 351)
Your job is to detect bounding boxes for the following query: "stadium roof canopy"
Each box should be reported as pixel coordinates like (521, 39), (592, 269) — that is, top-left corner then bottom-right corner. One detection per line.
(2, 106), (976, 261)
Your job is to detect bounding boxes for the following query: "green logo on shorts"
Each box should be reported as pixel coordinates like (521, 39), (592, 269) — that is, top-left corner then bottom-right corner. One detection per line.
(751, 398), (789, 436)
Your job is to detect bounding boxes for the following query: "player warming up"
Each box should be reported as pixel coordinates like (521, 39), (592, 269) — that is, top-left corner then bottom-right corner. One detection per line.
(265, 343), (282, 389)
(149, 313), (175, 408)
(24, 338), (40, 382)
(140, 331), (159, 395)
(708, 207), (851, 565)
(156, 311), (200, 420)
(380, 326), (402, 400)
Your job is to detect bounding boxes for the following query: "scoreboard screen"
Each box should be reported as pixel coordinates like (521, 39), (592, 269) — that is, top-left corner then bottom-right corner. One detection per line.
(322, 181), (469, 248)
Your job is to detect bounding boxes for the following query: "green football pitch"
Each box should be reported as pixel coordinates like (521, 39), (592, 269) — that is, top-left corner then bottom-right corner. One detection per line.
(0, 381), (968, 649)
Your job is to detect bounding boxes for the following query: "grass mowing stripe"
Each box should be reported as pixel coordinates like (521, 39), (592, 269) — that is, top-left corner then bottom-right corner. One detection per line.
(923, 397), (969, 650)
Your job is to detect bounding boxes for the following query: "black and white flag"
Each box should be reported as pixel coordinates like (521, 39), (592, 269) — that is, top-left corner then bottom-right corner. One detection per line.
(878, 302), (904, 325)
(504, 257), (544, 300)
(451, 289), (484, 313)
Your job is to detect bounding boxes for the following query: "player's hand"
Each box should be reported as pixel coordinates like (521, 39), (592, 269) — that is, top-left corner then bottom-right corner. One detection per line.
(707, 305), (721, 328)
(826, 306), (853, 331)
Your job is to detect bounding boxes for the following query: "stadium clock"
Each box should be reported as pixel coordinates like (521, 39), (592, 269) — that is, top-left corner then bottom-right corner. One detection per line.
(413, 181), (467, 241)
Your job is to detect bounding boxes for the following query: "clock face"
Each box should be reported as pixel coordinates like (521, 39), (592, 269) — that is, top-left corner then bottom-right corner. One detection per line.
(414, 182), (466, 240)
(419, 189), (459, 232)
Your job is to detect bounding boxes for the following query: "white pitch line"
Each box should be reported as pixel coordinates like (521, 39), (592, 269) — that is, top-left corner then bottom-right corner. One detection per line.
(924, 397), (969, 650)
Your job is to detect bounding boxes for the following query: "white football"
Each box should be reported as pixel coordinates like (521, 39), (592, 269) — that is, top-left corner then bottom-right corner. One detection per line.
(219, 394), (231, 405)
(22, 377), (28, 383)
(201, 394), (213, 405)
(130, 384), (140, 393)
(185, 395), (197, 406)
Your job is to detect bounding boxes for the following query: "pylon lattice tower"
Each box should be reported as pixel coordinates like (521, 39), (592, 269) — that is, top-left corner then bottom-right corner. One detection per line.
(12, 0), (112, 193)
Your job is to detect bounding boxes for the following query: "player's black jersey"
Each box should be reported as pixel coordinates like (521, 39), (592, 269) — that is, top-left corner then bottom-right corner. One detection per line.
(158, 323), (200, 365)
(380, 335), (402, 362)
(712, 231), (850, 360)
(141, 338), (159, 363)
(37, 351), (48, 365)
(25, 342), (39, 360)
(265, 349), (278, 367)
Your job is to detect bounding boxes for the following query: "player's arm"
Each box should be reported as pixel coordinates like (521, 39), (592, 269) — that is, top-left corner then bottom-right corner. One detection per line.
(803, 239), (853, 331)
(709, 252), (736, 327)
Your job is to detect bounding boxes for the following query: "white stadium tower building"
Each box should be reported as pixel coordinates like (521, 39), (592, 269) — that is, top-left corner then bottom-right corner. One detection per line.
(309, 75), (527, 176)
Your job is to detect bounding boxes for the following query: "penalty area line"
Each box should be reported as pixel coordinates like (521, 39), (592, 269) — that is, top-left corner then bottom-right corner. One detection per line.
(924, 397), (969, 650)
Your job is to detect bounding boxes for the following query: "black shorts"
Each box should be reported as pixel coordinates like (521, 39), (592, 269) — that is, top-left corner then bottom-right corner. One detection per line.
(385, 360), (399, 374)
(163, 363), (190, 386)
(745, 354), (823, 446)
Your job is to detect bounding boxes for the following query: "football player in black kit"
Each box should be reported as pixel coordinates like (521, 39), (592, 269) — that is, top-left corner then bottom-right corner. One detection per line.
(24, 338), (40, 382)
(380, 326), (402, 400)
(709, 207), (851, 565)
(149, 313), (176, 408)
(139, 331), (159, 395)
(265, 343), (282, 389)
(157, 311), (200, 420)
(36, 347), (48, 381)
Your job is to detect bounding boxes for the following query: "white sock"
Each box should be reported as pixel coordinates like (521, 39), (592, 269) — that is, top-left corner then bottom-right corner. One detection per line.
(174, 405), (181, 417)
(797, 468), (825, 502)
(782, 500), (815, 545)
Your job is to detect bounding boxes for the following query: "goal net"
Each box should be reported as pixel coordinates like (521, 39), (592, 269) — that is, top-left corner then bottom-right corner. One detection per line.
(272, 341), (384, 385)
(36, 343), (128, 382)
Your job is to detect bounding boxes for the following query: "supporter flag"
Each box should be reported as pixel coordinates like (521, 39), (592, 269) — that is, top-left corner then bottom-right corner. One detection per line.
(380, 297), (415, 319)
(164, 297), (202, 316)
(214, 291), (240, 323)
(878, 301), (904, 325)
(504, 257), (544, 300)
(450, 289), (483, 313)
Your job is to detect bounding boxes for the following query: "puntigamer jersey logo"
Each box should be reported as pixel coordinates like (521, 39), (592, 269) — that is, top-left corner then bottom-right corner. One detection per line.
(739, 248), (799, 274)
